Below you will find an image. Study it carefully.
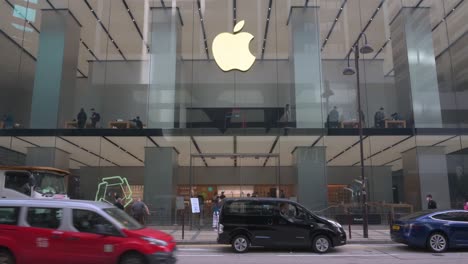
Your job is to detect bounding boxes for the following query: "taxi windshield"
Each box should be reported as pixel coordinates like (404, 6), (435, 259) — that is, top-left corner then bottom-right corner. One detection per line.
(33, 172), (66, 195)
(103, 207), (143, 230)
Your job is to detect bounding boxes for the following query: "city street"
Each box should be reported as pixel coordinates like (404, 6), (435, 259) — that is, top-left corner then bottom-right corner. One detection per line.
(175, 244), (468, 264)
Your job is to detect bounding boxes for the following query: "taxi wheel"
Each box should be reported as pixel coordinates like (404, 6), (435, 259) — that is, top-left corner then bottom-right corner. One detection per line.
(427, 232), (448, 253)
(119, 252), (145, 264)
(0, 250), (15, 264)
(312, 235), (331, 254)
(231, 235), (250, 253)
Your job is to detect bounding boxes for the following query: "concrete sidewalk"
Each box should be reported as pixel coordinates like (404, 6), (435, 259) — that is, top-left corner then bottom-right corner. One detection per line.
(149, 225), (393, 245)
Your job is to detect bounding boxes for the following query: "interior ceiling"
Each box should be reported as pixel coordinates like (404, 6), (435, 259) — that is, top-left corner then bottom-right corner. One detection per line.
(1, 135), (467, 171)
(1, 0), (464, 78)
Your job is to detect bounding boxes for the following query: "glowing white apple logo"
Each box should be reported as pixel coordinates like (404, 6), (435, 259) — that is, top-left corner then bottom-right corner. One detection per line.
(212, 20), (256, 72)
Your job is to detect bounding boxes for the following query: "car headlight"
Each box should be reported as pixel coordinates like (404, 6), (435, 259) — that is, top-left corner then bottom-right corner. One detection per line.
(141, 236), (168, 247)
(329, 220), (342, 229)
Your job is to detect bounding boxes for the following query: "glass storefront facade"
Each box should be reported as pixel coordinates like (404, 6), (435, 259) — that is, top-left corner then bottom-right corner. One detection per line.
(1, 0), (468, 225)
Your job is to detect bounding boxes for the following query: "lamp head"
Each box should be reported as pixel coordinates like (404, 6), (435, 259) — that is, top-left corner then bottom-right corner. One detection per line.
(343, 66), (356, 75)
(360, 43), (374, 54)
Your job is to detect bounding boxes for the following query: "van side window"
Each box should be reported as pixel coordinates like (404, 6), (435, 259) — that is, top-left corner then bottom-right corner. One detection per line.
(73, 209), (120, 236)
(261, 204), (275, 216)
(225, 201), (275, 216)
(27, 207), (62, 229)
(5, 171), (32, 196)
(0, 207), (20, 225)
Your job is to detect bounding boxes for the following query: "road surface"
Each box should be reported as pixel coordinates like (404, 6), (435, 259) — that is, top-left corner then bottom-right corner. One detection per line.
(175, 244), (468, 264)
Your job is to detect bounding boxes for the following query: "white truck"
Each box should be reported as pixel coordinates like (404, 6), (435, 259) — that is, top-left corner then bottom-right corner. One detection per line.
(0, 166), (69, 199)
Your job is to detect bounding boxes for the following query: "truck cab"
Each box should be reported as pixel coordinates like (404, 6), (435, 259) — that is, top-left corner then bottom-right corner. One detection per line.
(0, 166), (69, 199)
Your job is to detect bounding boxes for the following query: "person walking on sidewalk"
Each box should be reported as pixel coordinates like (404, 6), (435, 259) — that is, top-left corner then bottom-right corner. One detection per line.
(131, 197), (150, 225)
(114, 198), (124, 210)
(426, 194), (437, 210)
(212, 197), (221, 231)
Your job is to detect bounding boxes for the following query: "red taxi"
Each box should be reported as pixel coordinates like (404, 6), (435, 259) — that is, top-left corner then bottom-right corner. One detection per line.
(0, 199), (176, 264)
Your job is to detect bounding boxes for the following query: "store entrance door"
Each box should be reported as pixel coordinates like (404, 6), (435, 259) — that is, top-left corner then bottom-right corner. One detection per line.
(188, 153), (280, 229)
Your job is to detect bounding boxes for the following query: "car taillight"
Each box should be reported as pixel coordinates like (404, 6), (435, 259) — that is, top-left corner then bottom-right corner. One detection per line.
(406, 223), (423, 231)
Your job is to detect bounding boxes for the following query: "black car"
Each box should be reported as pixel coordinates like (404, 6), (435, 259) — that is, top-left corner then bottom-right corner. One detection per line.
(217, 198), (346, 253)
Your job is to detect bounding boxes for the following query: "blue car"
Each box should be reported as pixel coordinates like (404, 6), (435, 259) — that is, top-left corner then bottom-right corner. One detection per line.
(391, 210), (468, 252)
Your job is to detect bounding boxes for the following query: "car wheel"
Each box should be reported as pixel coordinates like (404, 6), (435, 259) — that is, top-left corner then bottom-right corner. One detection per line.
(427, 233), (448, 253)
(312, 235), (331, 253)
(0, 250), (15, 264)
(119, 252), (145, 264)
(232, 235), (250, 253)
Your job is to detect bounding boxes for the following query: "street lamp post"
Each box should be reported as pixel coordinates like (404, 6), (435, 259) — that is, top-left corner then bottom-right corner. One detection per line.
(343, 33), (373, 239)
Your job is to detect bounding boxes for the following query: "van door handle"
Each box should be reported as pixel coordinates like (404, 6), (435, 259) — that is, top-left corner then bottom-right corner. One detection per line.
(67, 236), (80, 241)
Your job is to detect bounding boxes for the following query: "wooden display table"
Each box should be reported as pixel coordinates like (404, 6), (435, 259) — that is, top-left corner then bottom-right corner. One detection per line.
(341, 121), (360, 128)
(65, 121), (92, 128)
(385, 120), (406, 128)
(109, 121), (135, 129)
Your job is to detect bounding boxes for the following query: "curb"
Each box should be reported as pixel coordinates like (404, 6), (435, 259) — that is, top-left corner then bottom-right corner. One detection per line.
(175, 240), (394, 245)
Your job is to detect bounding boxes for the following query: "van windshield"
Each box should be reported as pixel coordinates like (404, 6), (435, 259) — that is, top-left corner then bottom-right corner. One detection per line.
(33, 172), (66, 196)
(103, 208), (143, 230)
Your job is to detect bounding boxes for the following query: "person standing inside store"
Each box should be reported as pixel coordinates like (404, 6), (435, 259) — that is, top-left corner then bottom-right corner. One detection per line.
(374, 107), (386, 128)
(2, 114), (14, 129)
(279, 190), (286, 199)
(212, 192), (219, 203)
(90, 108), (101, 128)
(77, 108), (87, 129)
(197, 193), (205, 225)
(426, 194), (437, 209)
(220, 191), (226, 200)
(131, 116), (144, 129)
(327, 106), (340, 128)
(131, 197), (150, 225)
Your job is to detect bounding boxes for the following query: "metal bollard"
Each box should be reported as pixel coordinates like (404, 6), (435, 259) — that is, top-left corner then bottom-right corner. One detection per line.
(348, 211), (352, 239)
(388, 212), (393, 230)
(182, 210), (185, 240)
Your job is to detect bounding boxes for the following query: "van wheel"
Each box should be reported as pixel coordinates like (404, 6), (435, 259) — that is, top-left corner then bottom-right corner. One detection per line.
(119, 252), (145, 264)
(0, 250), (15, 264)
(427, 233), (448, 253)
(232, 235), (250, 253)
(312, 235), (331, 253)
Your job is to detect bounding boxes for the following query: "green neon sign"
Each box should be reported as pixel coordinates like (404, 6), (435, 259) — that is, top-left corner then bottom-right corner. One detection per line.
(95, 176), (133, 208)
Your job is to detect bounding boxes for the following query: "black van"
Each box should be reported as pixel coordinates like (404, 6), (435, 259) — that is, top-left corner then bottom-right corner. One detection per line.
(217, 198), (346, 253)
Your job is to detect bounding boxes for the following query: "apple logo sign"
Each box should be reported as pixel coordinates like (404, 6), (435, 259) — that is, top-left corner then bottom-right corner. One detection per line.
(212, 20), (256, 72)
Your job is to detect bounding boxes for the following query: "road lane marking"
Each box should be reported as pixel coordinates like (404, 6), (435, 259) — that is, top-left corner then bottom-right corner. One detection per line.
(178, 248), (218, 251)
(276, 254), (394, 257)
(177, 254), (224, 257)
